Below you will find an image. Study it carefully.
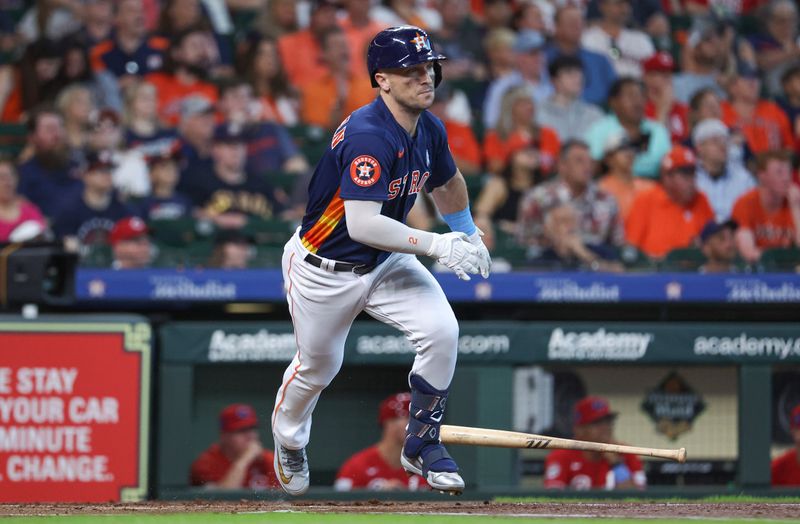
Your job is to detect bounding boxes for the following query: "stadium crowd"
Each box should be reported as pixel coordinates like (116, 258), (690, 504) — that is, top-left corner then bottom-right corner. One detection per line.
(0, 0), (799, 272)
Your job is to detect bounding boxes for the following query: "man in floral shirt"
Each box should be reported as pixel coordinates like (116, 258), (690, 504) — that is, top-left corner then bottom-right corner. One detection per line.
(517, 140), (624, 261)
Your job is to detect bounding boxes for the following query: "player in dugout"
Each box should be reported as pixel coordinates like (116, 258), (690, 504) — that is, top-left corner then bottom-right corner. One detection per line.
(772, 404), (800, 486)
(190, 403), (279, 490)
(335, 393), (427, 491)
(544, 396), (646, 490)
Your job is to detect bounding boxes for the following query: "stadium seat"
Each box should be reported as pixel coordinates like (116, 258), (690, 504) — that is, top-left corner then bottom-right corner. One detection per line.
(249, 245), (284, 268)
(81, 243), (112, 268)
(148, 218), (216, 247)
(662, 247), (707, 272)
(759, 247), (800, 273)
(289, 124), (329, 165)
(242, 217), (295, 247)
(492, 229), (529, 268)
(619, 245), (656, 272)
(0, 123), (27, 158)
(264, 171), (299, 194)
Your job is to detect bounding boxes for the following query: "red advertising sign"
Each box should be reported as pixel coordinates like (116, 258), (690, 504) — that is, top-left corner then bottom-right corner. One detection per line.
(0, 320), (150, 502)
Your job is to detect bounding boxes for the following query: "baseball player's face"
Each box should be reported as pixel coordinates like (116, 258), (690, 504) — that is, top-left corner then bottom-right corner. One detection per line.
(793, 427), (800, 448)
(381, 62), (436, 111)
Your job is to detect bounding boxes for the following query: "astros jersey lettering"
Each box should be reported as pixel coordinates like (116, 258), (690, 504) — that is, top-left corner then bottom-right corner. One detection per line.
(299, 96), (456, 266)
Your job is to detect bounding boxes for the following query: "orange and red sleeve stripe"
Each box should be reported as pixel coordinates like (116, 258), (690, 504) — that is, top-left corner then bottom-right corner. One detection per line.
(301, 188), (345, 253)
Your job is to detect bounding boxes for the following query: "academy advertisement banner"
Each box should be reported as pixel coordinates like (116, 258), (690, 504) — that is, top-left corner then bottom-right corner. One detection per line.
(160, 321), (800, 365)
(0, 318), (151, 502)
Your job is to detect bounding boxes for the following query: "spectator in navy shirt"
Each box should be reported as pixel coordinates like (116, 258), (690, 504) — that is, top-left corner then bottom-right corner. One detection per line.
(90, 0), (168, 82)
(137, 147), (193, 221)
(17, 106), (82, 219)
(123, 80), (179, 157)
(545, 4), (617, 106)
(176, 96), (216, 193)
(52, 150), (134, 248)
(187, 124), (286, 229)
(216, 77), (308, 176)
(751, 0), (800, 97)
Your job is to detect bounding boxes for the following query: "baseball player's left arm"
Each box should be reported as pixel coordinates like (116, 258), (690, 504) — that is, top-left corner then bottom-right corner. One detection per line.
(430, 169), (492, 278)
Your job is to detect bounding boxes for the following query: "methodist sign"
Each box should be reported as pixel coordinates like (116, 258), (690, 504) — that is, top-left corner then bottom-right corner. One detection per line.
(0, 316), (150, 502)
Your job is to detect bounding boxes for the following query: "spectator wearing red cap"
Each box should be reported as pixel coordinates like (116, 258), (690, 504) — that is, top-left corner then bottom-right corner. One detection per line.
(190, 403), (279, 490)
(642, 52), (689, 144)
(772, 404), (800, 486)
(626, 145), (714, 258)
(335, 393), (427, 491)
(110, 217), (153, 269)
(544, 396), (646, 490)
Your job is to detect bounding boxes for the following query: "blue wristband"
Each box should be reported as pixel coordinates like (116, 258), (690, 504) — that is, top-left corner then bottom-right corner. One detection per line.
(612, 463), (631, 484)
(441, 207), (477, 236)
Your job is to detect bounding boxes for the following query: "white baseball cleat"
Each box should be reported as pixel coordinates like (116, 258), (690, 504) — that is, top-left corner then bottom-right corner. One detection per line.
(273, 437), (310, 496)
(401, 453), (465, 495)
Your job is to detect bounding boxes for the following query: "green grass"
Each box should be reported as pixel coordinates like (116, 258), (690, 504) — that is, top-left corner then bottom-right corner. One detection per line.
(495, 495), (800, 504)
(0, 517), (791, 524)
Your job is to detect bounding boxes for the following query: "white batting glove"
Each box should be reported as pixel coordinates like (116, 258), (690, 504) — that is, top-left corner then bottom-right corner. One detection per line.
(427, 232), (481, 281)
(467, 229), (492, 279)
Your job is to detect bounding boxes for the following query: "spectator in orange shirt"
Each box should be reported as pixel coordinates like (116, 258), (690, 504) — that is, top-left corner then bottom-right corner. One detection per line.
(483, 86), (560, 176)
(721, 64), (794, 155)
(300, 28), (377, 132)
(642, 52), (689, 144)
(732, 150), (800, 263)
(626, 145), (714, 258)
(147, 25), (219, 126)
(340, 0), (389, 78)
(428, 82), (481, 177)
(190, 403), (279, 490)
(277, 0), (340, 89)
(598, 132), (654, 220)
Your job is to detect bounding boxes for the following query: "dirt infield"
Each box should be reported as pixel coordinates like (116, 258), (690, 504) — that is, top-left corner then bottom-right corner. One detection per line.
(1, 501), (799, 519)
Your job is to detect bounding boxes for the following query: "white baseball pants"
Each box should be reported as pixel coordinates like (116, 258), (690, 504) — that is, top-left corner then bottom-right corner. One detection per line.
(272, 232), (459, 450)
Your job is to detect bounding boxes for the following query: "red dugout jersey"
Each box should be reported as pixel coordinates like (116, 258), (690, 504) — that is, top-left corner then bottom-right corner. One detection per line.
(335, 445), (426, 491)
(190, 444), (279, 489)
(772, 449), (800, 486)
(544, 449), (646, 490)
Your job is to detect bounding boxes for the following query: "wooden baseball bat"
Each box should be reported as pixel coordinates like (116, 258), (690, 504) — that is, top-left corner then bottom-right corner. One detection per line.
(440, 425), (687, 463)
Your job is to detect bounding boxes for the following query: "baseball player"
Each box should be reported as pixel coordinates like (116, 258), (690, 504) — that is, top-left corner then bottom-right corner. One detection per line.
(544, 396), (646, 490)
(271, 26), (491, 496)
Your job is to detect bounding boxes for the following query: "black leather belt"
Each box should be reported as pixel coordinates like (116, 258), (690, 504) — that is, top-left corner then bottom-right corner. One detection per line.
(304, 253), (375, 275)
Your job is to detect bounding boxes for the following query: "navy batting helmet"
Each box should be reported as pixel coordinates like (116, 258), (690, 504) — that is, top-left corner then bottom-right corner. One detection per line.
(366, 26), (447, 88)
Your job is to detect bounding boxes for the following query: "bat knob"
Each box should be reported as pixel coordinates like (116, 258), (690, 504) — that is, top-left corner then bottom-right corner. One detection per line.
(677, 448), (687, 463)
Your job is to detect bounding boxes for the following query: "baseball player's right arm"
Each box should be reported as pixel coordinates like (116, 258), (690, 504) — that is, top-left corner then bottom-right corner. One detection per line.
(344, 199), (480, 280)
